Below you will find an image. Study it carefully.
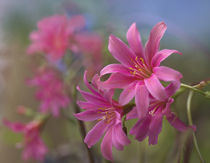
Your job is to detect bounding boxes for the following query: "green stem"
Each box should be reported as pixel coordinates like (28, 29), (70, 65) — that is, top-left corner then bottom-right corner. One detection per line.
(181, 84), (206, 96)
(71, 86), (95, 163)
(186, 91), (205, 163)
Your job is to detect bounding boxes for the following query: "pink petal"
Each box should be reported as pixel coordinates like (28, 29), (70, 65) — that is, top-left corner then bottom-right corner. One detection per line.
(101, 129), (113, 161)
(114, 123), (130, 146)
(154, 66), (182, 82)
(102, 73), (136, 89)
(77, 86), (108, 106)
(126, 23), (144, 58)
(145, 22), (167, 63)
(68, 15), (85, 32)
(103, 89), (115, 104)
(130, 115), (151, 141)
(126, 107), (138, 120)
(166, 111), (189, 132)
(74, 110), (102, 121)
(3, 119), (25, 133)
(135, 84), (149, 119)
(108, 35), (136, 68)
(83, 71), (101, 97)
(84, 120), (107, 148)
(100, 64), (131, 77)
(165, 81), (180, 97)
(148, 113), (163, 145)
(112, 127), (124, 150)
(152, 49), (182, 67)
(119, 81), (137, 105)
(77, 101), (102, 110)
(144, 74), (167, 101)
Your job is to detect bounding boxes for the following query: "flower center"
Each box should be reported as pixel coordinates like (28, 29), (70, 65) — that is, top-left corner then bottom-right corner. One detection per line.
(97, 107), (116, 123)
(129, 57), (152, 79)
(149, 101), (165, 115)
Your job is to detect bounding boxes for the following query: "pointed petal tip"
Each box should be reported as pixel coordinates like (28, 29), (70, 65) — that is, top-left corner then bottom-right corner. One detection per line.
(158, 21), (167, 27)
(130, 22), (137, 28)
(109, 34), (115, 40)
(76, 85), (81, 91)
(84, 139), (92, 148)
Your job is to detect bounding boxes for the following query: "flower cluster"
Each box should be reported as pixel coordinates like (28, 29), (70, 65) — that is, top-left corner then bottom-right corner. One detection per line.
(3, 13), (198, 162)
(3, 14), (105, 161)
(75, 22), (194, 161)
(27, 14), (103, 77)
(3, 118), (47, 161)
(75, 71), (130, 160)
(27, 67), (69, 117)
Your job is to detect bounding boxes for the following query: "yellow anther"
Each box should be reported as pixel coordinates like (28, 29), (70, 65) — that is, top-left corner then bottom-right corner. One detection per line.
(135, 56), (138, 61)
(140, 57), (144, 64)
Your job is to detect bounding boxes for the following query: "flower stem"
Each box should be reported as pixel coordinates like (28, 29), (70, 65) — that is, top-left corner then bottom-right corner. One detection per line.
(181, 84), (206, 96)
(186, 91), (205, 163)
(70, 86), (95, 163)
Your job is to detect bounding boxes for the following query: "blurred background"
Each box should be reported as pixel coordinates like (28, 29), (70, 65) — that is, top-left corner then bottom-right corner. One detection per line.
(0, 0), (210, 163)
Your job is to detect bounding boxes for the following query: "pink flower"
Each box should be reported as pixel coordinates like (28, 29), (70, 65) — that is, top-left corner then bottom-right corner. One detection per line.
(27, 15), (85, 60)
(74, 71), (130, 161)
(100, 22), (182, 119)
(73, 33), (103, 78)
(127, 82), (195, 145)
(3, 119), (47, 161)
(27, 68), (70, 116)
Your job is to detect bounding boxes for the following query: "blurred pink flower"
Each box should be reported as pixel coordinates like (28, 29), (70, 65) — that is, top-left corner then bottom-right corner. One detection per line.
(27, 68), (70, 116)
(100, 22), (182, 118)
(74, 71), (130, 161)
(3, 119), (47, 161)
(74, 33), (103, 78)
(27, 15), (85, 60)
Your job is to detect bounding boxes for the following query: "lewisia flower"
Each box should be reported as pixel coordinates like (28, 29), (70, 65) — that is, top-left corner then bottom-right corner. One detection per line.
(27, 68), (70, 116)
(74, 71), (130, 161)
(100, 22), (182, 119)
(127, 82), (194, 145)
(27, 15), (85, 60)
(3, 119), (47, 161)
(73, 33), (103, 78)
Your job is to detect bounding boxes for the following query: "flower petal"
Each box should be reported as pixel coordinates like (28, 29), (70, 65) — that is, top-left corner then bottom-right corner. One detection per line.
(152, 49), (182, 67)
(144, 74), (167, 100)
(126, 107), (138, 120)
(3, 119), (25, 133)
(68, 15), (85, 32)
(101, 129), (113, 161)
(135, 84), (149, 119)
(126, 23), (144, 58)
(148, 112), (163, 145)
(102, 73), (136, 89)
(165, 81), (180, 97)
(100, 64), (131, 77)
(119, 81), (137, 105)
(112, 128), (124, 150)
(145, 22), (167, 63)
(130, 115), (151, 141)
(77, 101), (102, 110)
(166, 111), (192, 132)
(114, 123), (130, 146)
(154, 66), (182, 82)
(84, 120), (107, 148)
(74, 110), (102, 121)
(83, 71), (101, 97)
(108, 35), (136, 68)
(77, 86), (109, 106)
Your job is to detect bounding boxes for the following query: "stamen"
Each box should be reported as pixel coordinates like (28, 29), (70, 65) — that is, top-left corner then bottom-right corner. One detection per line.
(97, 107), (116, 123)
(129, 56), (152, 79)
